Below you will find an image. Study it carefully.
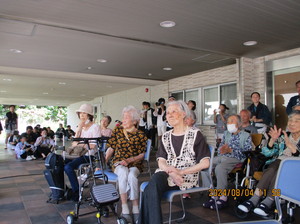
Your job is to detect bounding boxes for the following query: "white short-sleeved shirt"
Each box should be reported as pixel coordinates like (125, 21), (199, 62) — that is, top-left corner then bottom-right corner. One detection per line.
(80, 123), (101, 156)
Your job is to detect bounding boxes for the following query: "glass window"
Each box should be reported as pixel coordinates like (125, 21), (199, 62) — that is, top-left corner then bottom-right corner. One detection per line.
(171, 91), (184, 101)
(185, 89), (200, 123)
(220, 83), (237, 115)
(203, 87), (218, 124)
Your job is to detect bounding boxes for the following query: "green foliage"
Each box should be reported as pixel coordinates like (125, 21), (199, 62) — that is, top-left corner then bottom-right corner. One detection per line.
(0, 105), (6, 119)
(44, 106), (67, 123)
(0, 105), (67, 125)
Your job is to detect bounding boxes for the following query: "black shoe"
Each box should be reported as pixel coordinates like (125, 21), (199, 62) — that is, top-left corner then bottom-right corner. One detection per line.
(238, 200), (255, 213)
(203, 198), (216, 208)
(254, 203), (270, 217)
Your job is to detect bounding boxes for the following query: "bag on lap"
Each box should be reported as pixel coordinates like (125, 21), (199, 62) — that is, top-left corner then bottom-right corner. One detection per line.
(44, 153), (65, 204)
(63, 145), (87, 159)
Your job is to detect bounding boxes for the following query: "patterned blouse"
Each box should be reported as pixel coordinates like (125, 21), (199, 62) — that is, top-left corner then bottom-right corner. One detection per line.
(107, 126), (147, 172)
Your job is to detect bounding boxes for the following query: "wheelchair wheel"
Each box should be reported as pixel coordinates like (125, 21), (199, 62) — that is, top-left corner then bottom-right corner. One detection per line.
(118, 217), (128, 224)
(66, 214), (74, 224)
(234, 205), (249, 219)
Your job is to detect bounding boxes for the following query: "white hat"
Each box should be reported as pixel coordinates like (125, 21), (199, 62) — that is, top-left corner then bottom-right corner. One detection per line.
(76, 103), (93, 116)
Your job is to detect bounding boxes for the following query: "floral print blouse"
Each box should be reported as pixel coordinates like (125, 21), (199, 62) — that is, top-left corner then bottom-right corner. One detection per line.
(107, 126), (147, 172)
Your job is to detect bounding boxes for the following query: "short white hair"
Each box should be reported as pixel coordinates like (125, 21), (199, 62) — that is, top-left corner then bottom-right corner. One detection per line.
(167, 100), (191, 119)
(122, 105), (140, 124)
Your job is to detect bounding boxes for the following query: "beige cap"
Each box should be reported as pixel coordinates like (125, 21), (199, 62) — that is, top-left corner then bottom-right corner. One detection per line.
(76, 103), (93, 116)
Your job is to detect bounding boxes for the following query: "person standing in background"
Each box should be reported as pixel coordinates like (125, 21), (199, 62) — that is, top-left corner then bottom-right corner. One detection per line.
(5, 105), (18, 149)
(0, 120), (3, 135)
(286, 80), (300, 115)
(139, 102), (148, 132)
(247, 92), (272, 133)
(153, 98), (167, 146)
(143, 102), (156, 147)
(214, 104), (229, 148)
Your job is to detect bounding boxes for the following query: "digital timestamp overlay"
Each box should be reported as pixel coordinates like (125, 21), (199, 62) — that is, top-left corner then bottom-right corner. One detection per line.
(208, 189), (281, 197)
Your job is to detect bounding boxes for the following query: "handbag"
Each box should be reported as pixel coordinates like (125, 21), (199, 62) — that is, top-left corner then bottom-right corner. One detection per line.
(63, 145), (88, 159)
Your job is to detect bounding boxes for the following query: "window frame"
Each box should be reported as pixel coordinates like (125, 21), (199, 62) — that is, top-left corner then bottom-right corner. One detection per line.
(170, 82), (237, 126)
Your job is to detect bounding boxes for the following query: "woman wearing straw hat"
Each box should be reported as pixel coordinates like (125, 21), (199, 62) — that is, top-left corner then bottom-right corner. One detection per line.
(64, 103), (101, 201)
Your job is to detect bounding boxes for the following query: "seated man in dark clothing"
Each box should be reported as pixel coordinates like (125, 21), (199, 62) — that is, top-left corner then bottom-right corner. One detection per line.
(66, 125), (75, 140)
(55, 123), (66, 141)
(21, 126), (35, 145)
(32, 126), (41, 142)
(47, 127), (55, 139)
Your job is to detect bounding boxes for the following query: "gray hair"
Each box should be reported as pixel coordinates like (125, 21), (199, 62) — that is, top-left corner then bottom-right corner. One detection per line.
(122, 105), (140, 124)
(288, 110), (300, 119)
(240, 109), (251, 118)
(167, 100), (191, 119)
(228, 114), (242, 127)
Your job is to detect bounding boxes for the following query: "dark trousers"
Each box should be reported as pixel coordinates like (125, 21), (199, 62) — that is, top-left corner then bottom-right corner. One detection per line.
(64, 156), (91, 193)
(138, 171), (179, 224)
(34, 146), (51, 158)
(145, 128), (156, 148)
(256, 159), (281, 198)
(20, 150), (33, 159)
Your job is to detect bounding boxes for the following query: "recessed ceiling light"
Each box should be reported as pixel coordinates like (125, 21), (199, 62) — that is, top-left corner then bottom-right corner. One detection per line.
(243, 41), (258, 46)
(43, 92), (49, 95)
(148, 73), (152, 76)
(160, 21), (176, 28)
(97, 59), (107, 63)
(163, 67), (172, 71)
(9, 49), (23, 53)
(0, 90), (7, 93)
(58, 82), (66, 85)
(87, 66), (92, 70)
(3, 78), (12, 81)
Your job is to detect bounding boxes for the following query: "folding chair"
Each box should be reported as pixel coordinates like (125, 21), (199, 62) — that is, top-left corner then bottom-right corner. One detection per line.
(223, 157), (300, 224)
(143, 139), (152, 177)
(94, 138), (152, 184)
(140, 145), (220, 224)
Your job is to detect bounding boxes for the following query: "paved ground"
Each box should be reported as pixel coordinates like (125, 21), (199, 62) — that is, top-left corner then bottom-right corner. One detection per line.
(0, 142), (298, 224)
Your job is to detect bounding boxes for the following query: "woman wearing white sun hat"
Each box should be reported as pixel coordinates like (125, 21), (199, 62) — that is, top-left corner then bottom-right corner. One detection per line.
(64, 103), (101, 201)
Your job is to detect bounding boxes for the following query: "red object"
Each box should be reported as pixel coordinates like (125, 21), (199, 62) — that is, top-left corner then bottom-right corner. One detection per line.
(145, 88), (149, 92)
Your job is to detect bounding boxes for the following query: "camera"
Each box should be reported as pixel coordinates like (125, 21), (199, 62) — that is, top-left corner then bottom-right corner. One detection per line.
(155, 102), (160, 106)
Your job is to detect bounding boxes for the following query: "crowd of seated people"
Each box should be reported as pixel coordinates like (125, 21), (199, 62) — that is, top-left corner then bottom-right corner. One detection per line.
(61, 90), (299, 223)
(3, 122), (75, 161)
(1, 82), (299, 223)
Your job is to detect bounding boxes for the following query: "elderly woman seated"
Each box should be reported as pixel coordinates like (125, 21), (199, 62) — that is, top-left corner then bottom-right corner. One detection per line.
(105, 106), (147, 223)
(138, 100), (210, 224)
(238, 110), (300, 217)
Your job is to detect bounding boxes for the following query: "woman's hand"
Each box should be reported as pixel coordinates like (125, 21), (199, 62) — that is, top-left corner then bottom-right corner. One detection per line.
(119, 159), (130, 167)
(269, 125), (282, 141)
(219, 144), (232, 154)
(164, 166), (178, 174)
(168, 171), (184, 186)
(283, 131), (297, 153)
